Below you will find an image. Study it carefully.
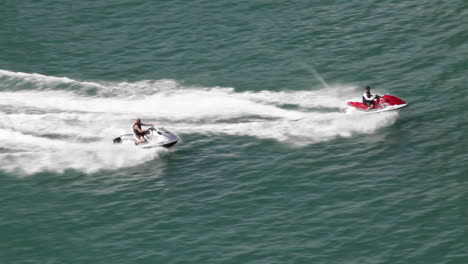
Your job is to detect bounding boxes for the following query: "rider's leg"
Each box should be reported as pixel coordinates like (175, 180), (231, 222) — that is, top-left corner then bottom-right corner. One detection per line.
(136, 135), (147, 145)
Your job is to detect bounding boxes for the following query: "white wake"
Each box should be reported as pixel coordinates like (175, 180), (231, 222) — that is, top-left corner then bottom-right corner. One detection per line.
(0, 70), (399, 174)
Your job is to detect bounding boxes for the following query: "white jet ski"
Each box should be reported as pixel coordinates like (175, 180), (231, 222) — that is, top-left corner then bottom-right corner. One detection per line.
(113, 127), (179, 148)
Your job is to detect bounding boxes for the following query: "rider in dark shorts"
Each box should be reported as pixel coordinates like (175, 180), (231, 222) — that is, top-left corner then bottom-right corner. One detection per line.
(133, 118), (154, 145)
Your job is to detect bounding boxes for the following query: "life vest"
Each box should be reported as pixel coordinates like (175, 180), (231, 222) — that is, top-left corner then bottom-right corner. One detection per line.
(362, 91), (376, 103)
(133, 123), (144, 136)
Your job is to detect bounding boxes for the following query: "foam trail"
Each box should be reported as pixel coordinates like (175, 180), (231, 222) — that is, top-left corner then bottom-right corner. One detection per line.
(0, 69), (105, 92)
(173, 111), (398, 146)
(0, 90), (305, 120)
(0, 129), (163, 174)
(0, 70), (400, 174)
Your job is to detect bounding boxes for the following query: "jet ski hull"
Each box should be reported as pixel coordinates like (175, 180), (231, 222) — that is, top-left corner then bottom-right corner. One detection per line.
(113, 127), (179, 148)
(345, 94), (407, 114)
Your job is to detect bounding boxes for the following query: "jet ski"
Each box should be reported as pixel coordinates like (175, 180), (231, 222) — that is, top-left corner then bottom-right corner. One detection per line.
(345, 94), (407, 114)
(112, 127), (179, 148)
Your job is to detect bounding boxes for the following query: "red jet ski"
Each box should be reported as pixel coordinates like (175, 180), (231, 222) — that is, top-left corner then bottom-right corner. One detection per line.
(345, 94), (408, 113)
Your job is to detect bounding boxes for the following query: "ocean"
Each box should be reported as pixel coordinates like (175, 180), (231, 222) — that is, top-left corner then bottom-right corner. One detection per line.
(0, 1), (467, 263)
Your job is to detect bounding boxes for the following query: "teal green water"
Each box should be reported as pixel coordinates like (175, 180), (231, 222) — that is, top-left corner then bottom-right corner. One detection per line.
(1, 1), (467, 263)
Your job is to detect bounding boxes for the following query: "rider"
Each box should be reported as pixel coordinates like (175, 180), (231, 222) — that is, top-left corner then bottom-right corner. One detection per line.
(133, 118), (154, 145)
(362, 86), (380, 111)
